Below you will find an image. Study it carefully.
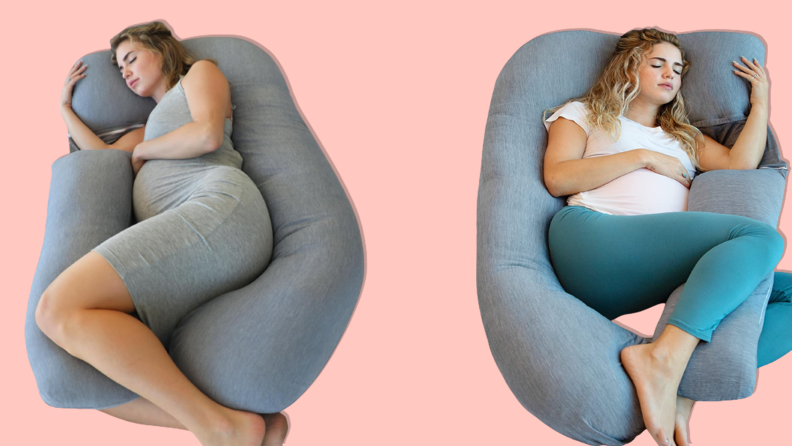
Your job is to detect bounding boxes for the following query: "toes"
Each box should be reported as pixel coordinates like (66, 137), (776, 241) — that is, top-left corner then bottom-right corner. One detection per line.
(675, 427), (689, 446)
(654, 427), (670, 445)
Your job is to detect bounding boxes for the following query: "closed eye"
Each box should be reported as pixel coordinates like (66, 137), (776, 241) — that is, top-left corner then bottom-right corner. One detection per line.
(652, 64), (681, 75)
(119, 57), (136, 73)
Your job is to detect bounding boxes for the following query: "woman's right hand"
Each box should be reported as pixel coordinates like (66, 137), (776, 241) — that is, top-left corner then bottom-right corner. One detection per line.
(643, 149), (692, 188)
(61, 61), (88, 109)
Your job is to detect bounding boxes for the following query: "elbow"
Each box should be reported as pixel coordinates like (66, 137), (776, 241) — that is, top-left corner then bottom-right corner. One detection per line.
(544, 176), (561, 197)
(727, 160), (760, 171)
(203, 126), (223, 154)
(206, 138), (222, 153)
(544, 167), (566, 197)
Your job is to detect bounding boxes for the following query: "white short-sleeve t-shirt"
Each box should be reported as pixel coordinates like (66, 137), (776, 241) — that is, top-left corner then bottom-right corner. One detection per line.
(544, 101), (697, 215)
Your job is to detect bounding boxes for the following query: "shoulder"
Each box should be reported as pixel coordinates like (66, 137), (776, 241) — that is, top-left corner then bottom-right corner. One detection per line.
(556, 101), (590, 121)
(561, 101), (588, 113)
(181, 61), (229, 91)
(187, 59), (222, 74)
(545, 101), (591, 136)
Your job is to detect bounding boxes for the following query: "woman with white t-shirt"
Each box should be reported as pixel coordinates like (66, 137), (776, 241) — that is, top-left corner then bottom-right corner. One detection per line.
(543, 29), (791, 446)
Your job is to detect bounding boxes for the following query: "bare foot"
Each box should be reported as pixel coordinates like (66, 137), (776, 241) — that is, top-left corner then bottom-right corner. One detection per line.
(621, 344), (679, 446)
(674, 396), (695, 446)
(195, 408), (266, 446)
(261, 413), (289, 446)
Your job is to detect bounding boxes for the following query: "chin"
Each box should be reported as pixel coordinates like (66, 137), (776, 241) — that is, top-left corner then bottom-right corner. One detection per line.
(658, 94), (677, 106)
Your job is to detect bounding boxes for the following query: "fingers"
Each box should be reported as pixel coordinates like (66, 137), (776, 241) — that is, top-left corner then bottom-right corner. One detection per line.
(733, 56), (765, 81)
(66, 64), (87, 85)
(741, 55), (764, 74)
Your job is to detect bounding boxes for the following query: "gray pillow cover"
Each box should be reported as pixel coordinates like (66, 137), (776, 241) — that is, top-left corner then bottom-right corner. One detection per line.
(654, 167), (785, 399)
(477, 30), (785, 445)
(25, 36), (364, 413)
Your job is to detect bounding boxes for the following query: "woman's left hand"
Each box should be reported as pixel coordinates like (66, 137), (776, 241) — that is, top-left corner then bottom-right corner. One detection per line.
(733, 56), (769, 109)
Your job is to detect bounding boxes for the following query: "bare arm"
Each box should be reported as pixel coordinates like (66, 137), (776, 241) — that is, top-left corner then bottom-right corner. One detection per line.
(729, 106), (768, 169)
(132, 121), (214, 162)
(543, 117), (648, 197)
(696, 57), (770, 172)
(60, 105), (108, 151)
(59, 102), (210, 159)
(728, 56), (770, 170)
(134, 61), (229, 163)
(107, 126), (146, 153)
(697, 105), (768, 172)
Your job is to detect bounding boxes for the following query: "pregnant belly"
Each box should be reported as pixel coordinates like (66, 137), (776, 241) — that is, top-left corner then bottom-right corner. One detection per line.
(133, 161), (205, 222)
(578, 168), (689, 215)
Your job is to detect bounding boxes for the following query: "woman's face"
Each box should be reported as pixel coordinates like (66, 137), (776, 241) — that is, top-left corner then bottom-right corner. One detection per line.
(636, 42), (684, 106)
(116, 39), (164, 97)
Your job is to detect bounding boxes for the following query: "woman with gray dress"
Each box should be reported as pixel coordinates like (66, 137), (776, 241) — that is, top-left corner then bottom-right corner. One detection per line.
(39, 21), (288, 446)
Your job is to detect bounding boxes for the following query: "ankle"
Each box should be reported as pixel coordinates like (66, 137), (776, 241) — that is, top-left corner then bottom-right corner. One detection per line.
(647, 343), (682, 374)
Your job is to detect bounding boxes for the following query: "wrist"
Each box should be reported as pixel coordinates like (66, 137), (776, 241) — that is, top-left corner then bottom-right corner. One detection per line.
(132, 143), (145, 161)
(633, 149), (650, 170)
(750, 102), (769, 115)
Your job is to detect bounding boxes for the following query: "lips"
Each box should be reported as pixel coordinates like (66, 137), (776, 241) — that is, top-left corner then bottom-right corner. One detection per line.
(130, 79), (138, 88)
(659, 83), (673, 90)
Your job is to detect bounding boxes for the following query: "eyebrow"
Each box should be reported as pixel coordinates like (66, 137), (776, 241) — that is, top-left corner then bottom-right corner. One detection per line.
(118, 51), (134, 71)
(650, 57), (683, 67)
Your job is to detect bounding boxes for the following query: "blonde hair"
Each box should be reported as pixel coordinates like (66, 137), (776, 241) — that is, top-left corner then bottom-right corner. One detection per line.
(543, 28), (703, 170)
(110, 21), (232, 91)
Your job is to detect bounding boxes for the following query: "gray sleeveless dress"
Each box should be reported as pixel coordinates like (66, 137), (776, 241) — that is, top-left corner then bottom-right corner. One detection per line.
(92, 74), (274, 347)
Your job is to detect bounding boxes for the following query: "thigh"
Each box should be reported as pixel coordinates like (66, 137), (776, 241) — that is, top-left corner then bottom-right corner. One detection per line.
(548, 206), (775, 319)
(37, 251), (135, 328)
(92, 168), (273, 346)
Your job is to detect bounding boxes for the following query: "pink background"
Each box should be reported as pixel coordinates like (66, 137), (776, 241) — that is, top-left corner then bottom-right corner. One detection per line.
(3, 1), (790, 445)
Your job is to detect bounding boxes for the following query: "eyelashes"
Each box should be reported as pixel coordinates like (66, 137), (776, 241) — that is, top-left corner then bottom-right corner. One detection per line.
(119, 58), (136, 73)
(652, 64), (682, 75)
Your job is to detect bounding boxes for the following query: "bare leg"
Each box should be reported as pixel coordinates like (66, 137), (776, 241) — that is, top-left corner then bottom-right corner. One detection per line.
(99, 398), (289, 445)
(36, 252), (267, 446)
(99, 397), (186, 430)
(620, 324), (700, 446)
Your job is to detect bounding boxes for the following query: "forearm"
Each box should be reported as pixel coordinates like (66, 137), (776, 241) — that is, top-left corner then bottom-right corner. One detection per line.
(729, 104), (769, 170)
(60, 105), (108, 151)
(545, 149), (646, 197)
(133, 122), (215, 161)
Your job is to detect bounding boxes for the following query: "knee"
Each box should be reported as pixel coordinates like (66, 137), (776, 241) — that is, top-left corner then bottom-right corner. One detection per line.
(35, 288), (76, 344)
(760, 224), (785, 265)
(35, 289), (59, 339)
(745, 222), (786, 266)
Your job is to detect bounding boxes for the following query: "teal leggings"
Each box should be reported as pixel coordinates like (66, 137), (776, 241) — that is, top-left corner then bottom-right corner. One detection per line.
(548, 205), (792, 367)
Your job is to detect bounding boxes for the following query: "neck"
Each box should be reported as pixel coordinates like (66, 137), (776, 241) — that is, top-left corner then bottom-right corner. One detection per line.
(624, 98), (660, 127)
(152, 81), (170, 104)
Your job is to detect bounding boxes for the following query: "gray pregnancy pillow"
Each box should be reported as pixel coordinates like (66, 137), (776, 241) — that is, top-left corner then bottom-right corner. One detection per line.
(25, 36), (364, 413)
(477, 30), (785, 445)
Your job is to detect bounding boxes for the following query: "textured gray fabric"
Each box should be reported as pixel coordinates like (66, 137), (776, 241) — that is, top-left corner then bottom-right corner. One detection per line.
(653, 168), (786, 400)
(91, 74), (273, 349)
(477, 30), (785, 445)
(25, 37), (364, 413)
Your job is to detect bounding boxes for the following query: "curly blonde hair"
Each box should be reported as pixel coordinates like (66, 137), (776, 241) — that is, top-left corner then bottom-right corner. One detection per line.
(110, 21), (232, 91)
(543, 28), (703, 170)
